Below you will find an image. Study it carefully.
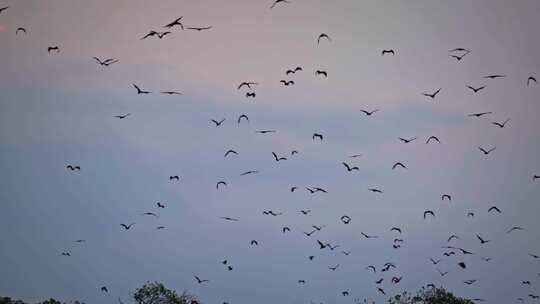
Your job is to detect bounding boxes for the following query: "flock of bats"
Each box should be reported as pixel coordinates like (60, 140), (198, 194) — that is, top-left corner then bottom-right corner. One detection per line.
(2, 2), (540, 304)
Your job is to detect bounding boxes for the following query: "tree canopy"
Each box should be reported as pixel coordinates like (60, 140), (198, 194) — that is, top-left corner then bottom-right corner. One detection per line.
(388, 286), (474, 304)
(132, 281), (199, 304)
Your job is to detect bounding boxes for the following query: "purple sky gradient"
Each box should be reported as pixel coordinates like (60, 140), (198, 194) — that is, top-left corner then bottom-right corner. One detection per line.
(1, 1), (540, 304)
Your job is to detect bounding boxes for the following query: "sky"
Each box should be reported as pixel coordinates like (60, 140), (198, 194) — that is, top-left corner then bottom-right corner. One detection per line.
(1, 0), (540, 303)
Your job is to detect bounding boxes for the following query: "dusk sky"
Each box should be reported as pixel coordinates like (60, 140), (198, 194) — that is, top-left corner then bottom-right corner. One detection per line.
(1, 1), (540, 303)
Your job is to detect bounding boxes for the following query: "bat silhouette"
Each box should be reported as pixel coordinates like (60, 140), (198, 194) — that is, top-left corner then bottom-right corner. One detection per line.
(390, 227), (402, 233)
(93, 57), (118, 66)
(120, 223), (134, 230)
(66, 165), (81, 171)
(115, 113), (131, 119)
(245, 92), (256, 98)
(169, 175), (180, 181)
(317, 240), (327, 249)
(237, 115), (249, 124)
(133, 84), (151, 94)
(342, 162), (359, 171)
(194, 276), (209, 284)
(312, 187), (327, 193)
(488, 206), (501, 213)
(466, 85), (486, 93)
(468, 112), (492, 118)
(163, 17), (184, 29)
(48, 46), (60, 53)
(449, 54), (467, 61)
(442, 246), (473, 254)
(399, 137), (417, 143)
(327, 244), (339, 250)
(317, 33), (331, 44)
(272, 152), (287, 161)
(449, 48), (471, 52)
(16, 27), (27, 35)
(161, 91), (183, 95)
(392, 162), (406, 170)
(366, 265), (376, 273)
(262, 210), (282, 216)
(312, 133), (323, 140)
(381, 49), (395, 56)
(448, 234), (459, 242)
(224, 149), (238, 157)
(315, 70), (328, 77)
(361, 232), (378, 239)
(422, 88), (441, 99)
(392, 276), (402, 284)
(483, 75), (505, 79)
(270, 0), (290, 9)
(211, 118), (226, 126)
(220, 217), (239, 221)
(186, 26), (212, 31)
(478, 147), (496, 155)
(426, 136), (440, 144)
(360, 109), (379, 116)
(491, 119), (509, 128)
(476, 234), (491, 244)
(304, 230), (316, 237)
(368, 188), (383, 193)
(423, 210), (435, 219)
(141, 31), (170, 39)
(240, 170), (259, 176)
(237, 82), (258, 90)
(506, 226), (523, 233)
(280, 80), (294, 86)
(527, 76), (537, 86)
(286, 67), (303, 75)
(437, 269), (448, 276)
